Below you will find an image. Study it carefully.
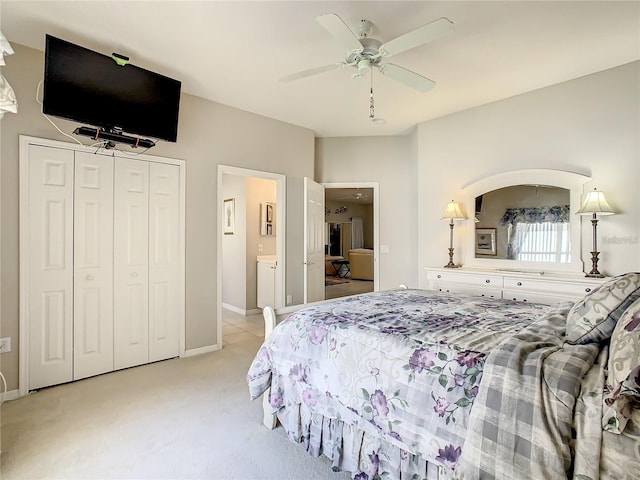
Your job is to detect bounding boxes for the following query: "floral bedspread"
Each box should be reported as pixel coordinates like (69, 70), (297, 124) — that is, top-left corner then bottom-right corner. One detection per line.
(247, 289), (553, 475)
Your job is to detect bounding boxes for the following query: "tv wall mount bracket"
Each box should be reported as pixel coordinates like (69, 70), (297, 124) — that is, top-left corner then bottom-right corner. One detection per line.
(73, 126), (156, 149)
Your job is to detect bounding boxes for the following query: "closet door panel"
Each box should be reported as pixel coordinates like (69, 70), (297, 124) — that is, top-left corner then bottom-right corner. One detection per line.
(148, 163), (181, 361)
(28, 145), (74, 389)
(114, 158), (149, 369)
(73, 152), (114, 380)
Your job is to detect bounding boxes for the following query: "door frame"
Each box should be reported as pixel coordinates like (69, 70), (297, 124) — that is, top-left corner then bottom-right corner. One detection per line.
(217, 165), (286, 346)
(323, 182), (380, 293)
(18, 135), (186, 397)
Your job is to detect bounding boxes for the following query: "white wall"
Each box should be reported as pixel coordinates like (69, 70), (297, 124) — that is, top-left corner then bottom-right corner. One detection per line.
(316, 136), (419, 290)
(417, 61), (640, 285)
(221, 174), (247, 311)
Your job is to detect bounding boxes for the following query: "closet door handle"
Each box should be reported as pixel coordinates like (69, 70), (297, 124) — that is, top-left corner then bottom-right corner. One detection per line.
(131, 272), (138, 278)
(86, 275), (94, 281)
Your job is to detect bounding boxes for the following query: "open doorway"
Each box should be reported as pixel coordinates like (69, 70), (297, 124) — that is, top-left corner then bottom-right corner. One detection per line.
(324, 184), (378, 300)
(217, 165), (286, 348)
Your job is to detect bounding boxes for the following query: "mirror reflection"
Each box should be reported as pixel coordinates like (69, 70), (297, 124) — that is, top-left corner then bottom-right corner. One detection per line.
(474, 185), (571, 263)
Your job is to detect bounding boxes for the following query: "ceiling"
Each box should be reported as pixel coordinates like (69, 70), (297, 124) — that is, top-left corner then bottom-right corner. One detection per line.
(2, 1), (639, 137)
(326, 188), (373, 205)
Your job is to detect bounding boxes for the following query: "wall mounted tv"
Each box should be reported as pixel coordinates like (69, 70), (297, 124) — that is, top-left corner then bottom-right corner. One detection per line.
(43, 34), (181, 143)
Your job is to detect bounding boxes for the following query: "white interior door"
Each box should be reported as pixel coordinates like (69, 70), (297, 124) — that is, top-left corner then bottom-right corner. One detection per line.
(73, 152), (114, 380)
(304, 177), (325, 304)
(148, 163), (181, 362)
(27, 145), (74, 389)
(114, 158), (150, 369)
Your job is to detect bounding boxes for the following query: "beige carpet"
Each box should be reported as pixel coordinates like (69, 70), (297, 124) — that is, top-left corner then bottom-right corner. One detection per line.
(0, 311), (352, 480)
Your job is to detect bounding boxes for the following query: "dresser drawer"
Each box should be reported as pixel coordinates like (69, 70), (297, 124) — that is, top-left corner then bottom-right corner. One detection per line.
(428, 271), (504, 289)
(503, 277), (598, 298)
(502, 289), (577, 305)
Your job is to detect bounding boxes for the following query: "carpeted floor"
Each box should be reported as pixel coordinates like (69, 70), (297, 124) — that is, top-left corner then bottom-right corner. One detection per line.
(325, 276), (351, 286)
(0, 311), (352, 480)
(325, 278), (374, 299)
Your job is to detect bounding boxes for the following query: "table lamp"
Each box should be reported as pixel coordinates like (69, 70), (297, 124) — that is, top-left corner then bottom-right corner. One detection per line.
(575, 188), (615, 278)
(441, 200), (466, 268)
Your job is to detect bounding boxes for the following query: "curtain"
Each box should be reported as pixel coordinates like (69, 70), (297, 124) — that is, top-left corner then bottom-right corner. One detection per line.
(501, 205), (570, 261)
(500, 205), (570, 226)
(0, 30), (17, 119)
(351, 217), (364, 249)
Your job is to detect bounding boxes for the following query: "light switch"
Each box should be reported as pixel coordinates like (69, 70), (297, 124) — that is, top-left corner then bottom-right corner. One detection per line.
(380, 245), (390, 254)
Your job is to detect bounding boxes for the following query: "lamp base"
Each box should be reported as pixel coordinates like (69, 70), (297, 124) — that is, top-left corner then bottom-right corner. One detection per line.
(444, 248), (461, 268)
(585, 251), (604, 278)
(585, 272), (605, 278)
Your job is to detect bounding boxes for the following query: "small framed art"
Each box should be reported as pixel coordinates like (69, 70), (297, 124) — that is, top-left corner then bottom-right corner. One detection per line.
(224, 198), (235, 235)
(475, 228), (496, 256)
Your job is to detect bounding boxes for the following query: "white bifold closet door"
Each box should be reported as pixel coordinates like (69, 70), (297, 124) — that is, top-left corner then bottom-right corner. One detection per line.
(114, 158), (150, 370)
(28, 146), (75, 390)
(148, 163), (181, 362)
(24, 139), (184, 392)
(73, 152), (114, 380)
(113, 159), (181, 369)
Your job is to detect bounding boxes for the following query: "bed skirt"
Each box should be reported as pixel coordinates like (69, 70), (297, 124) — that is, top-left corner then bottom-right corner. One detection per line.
(274, 397), (453, 480)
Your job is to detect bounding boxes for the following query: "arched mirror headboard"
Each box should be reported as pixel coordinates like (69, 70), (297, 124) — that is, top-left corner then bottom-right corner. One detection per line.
(461, 169), (591, 274)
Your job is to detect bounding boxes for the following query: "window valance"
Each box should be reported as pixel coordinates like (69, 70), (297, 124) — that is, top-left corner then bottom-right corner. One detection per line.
(500, 205), (570, 226)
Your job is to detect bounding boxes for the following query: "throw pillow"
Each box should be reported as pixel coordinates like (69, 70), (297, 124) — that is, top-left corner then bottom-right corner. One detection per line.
(566, 272), (640, 344)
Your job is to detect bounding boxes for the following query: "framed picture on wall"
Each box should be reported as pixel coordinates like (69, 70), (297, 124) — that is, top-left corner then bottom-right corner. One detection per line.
(475, 228), (496, 256)
(260, 202), (275, 236)
(224, 198), (235, 235)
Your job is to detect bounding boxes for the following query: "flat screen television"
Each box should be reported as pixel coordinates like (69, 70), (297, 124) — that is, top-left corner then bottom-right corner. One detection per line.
(43, 34), (181, 142)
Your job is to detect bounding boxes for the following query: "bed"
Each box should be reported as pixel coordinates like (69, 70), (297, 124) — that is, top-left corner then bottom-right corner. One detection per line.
(246, 273), (640, 479)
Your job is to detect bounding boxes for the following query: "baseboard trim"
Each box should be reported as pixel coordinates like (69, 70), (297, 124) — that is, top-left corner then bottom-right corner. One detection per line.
(183, 344), (220, 357)
(222, 303), (262, 316)
(222, 303), (245, 315)
(1, 389), (20, 402)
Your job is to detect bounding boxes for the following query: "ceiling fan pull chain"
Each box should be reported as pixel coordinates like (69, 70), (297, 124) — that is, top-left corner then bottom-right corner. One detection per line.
(369, 70), (375, 119)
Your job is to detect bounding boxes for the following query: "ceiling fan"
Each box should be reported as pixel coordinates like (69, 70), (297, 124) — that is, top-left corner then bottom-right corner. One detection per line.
(281, 14), (454, 93)
(335, 190), (370, 201)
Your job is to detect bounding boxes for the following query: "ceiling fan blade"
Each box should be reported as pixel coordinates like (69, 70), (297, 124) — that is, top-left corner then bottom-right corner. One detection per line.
(378, 64), (435, 93)
(379, 17), (454, 57)
(316, 13), (364, 54)
(280, 63), (347, 83)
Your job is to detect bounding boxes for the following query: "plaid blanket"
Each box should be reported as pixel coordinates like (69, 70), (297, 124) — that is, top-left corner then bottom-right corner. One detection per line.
(456, 304), (600, 479)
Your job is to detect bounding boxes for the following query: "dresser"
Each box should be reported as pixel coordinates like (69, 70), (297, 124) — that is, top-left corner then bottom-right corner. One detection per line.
(425, 267), (605, 305)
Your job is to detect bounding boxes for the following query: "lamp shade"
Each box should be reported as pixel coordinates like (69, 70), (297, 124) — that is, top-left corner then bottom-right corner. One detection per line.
(576, 189), (616, 216)
(441, 201), (466, 221)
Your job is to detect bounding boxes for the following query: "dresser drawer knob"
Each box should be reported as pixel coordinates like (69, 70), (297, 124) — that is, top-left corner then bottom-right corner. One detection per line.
(485, 279), (490, 284)
(585, 288), (591, 293)
(437, 275), (442, 279)
(517, 281), (522, 286)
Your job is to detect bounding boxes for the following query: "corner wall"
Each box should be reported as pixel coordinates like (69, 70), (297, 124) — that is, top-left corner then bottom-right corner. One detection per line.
(316, 135), (420, 290)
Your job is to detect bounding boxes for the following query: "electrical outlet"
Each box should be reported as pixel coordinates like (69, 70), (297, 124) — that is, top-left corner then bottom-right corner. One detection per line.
(286, 294), (293, 305)
(0, 337), (11, 354)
